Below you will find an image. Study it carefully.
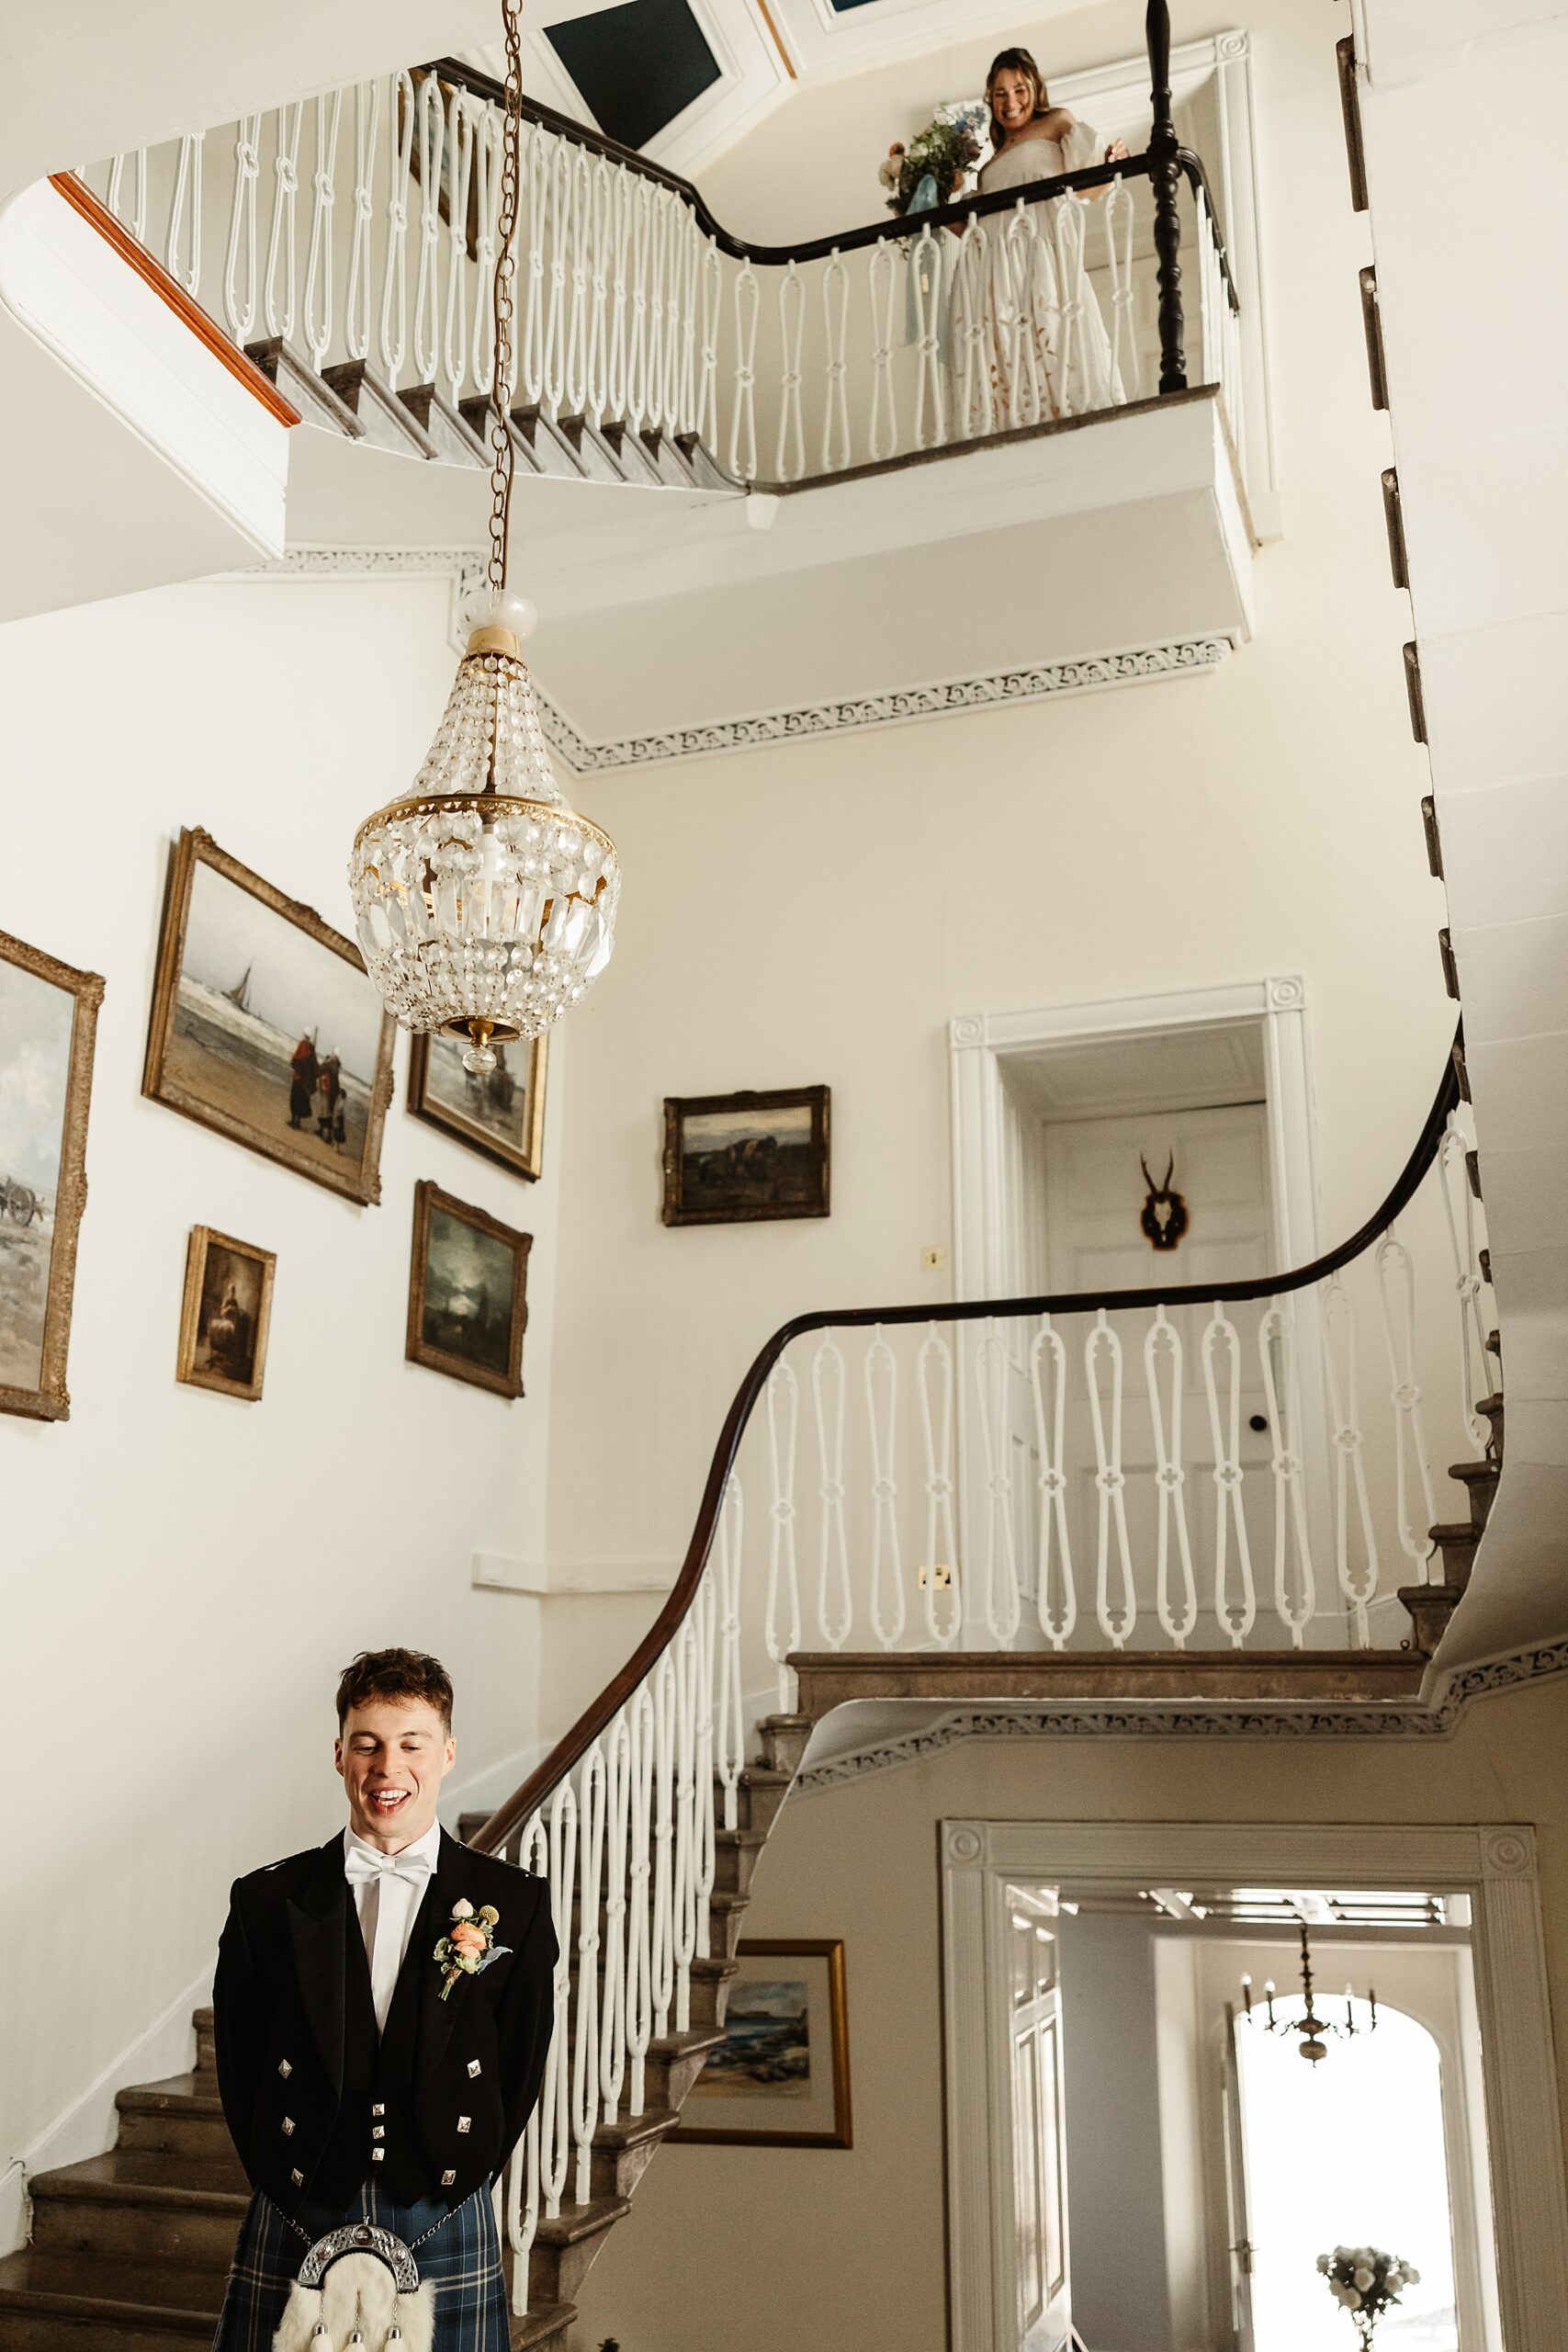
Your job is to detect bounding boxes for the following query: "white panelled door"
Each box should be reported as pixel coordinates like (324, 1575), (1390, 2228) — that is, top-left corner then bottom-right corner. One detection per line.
(1040, 1102), (1275, 1648)
(1006, 1903), (1071, 2352)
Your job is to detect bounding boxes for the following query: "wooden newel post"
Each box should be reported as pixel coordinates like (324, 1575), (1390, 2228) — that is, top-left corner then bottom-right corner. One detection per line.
(1146, 0), (1186, 394)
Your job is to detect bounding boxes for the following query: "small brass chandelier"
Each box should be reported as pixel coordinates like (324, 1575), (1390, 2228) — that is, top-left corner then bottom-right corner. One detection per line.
(348, 0), (618, 1071)
(1242, 1924), (1378, 2064)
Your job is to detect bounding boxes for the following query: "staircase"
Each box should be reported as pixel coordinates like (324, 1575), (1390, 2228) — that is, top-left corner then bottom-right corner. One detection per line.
(0, 1722), (807, 2348)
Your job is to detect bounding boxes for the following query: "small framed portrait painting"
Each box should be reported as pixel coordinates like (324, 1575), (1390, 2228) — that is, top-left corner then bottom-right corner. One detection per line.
(176, 1227), (276, 1402)
(661, 1086), (830, 1227)
(406, 1180), (530, 1399)
(407, 1029), (547, 1180)
(0, 928), (104, 1423)
(671, 1939), (852, 2149)
(143, 828), (396, 1207)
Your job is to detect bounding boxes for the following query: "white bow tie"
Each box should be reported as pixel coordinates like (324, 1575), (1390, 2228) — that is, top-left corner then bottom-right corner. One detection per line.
(344, 1844), (434, 1890)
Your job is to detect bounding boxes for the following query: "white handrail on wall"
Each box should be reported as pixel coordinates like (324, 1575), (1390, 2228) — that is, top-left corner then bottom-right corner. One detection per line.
(80, 68), (1241, 489)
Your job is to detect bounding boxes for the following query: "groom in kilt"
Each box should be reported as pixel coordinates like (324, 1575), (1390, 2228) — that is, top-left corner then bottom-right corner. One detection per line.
(211, 1648), (557, 2348)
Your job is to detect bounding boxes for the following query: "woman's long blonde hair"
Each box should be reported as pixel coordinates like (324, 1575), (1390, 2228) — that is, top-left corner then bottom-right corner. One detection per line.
(985, 47), (1051, 152)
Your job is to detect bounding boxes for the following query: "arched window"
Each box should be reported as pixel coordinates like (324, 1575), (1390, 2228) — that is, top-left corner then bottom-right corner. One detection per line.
(1234, 1997), (1457, 2349)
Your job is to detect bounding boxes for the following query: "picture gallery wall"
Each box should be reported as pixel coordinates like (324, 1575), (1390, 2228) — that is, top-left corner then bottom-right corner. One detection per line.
(0, 823), (832, 1427)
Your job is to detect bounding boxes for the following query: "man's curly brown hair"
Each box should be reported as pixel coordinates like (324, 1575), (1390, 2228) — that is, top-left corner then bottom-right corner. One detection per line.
(335, 1647), (454, 1734)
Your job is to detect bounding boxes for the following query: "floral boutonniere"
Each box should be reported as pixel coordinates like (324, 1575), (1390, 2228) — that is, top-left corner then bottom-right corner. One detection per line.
(434, 1898), (511, 2001)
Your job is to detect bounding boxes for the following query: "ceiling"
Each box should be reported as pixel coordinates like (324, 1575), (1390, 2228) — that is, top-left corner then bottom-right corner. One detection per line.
(1002, 1018), (1268, 1124)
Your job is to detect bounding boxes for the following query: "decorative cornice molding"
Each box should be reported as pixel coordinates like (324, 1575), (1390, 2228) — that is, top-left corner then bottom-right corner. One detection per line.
(533, 639), (1234, 775)
(790, 1635), (1568, 1795)
(234, 548), (1232, 772)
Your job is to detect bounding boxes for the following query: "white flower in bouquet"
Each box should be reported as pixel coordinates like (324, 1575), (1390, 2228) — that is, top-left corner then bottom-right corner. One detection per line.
(1354, 2267), (1375, 2290)
(1316, 2256), (1332, 2274)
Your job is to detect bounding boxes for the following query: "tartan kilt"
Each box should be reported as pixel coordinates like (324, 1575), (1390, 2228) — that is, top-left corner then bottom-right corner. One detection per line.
(213, 2180), (510, 2351)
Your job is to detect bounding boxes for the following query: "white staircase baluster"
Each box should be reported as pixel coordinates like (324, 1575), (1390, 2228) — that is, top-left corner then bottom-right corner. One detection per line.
(541, 134), (570, 418)
(716, 1474), (745, 1831)
(302, 89), (343, 375)
(411, 76), (444, 387)
(820, 247), (851, 474)
(1375, 1227), (1441, 1577)
(693, 1562), (717, 1962)
(624, 1684), (654, 2117)
(585, 154), (612, 426)
(775, 258), (806, 481)
(164, 130), (204, 300)
(765, 1361), (802, 1706)
(909, 221), (946, 450)
(570, 1739), (606, 2204)
(344, 81), (379, 365)
(506, 1812), (548, 2314)
(649, 1651), (676, 2043)
(918, 1323), (962, 1645)
(1001, 201), (1043, 427)
(221, 116), (262, 345)
(810, 1340), (852, 1650)
(697, 236), (722, 454)
(1085, 1309), (1135, 1645)
(1322, 1275), (1379, 1649)
(1029, 1316), (1076, 1648)
(520, 119), (548, 409)
(955, 213), (993, 441)
(1258, 1303), (1317, 1646)
(605, 163), (630, 426)
(864, 1330), (906, 1649)
(598, 1706), (632, 2125)
(867, 240), (898, 463)
(671, 1614), (698, 2034)
(1052, 190), (1088, 416)
(1202, 1302), (1256, 1644)
(1145, 1307), (1197, 1647)
(263, 105), (302, 343)
(1104, 174), (1140, 399)
(379, 74), (416, 386)
(468, 103), (500, 397)
(975, 1322), (1022, 1645)
(562, 145), (592, 420)
(540, 1781), (577, 2219)
(442, 92), (476, 405)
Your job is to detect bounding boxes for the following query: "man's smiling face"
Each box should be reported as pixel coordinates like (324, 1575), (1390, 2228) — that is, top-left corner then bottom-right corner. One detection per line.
(335, 1693), (456, 1851)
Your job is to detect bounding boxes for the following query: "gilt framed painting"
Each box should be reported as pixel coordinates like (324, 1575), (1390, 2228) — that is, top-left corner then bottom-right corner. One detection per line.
(0, 929), (104, 1422)
(408, 1028), (547, 1180)
(661, 1086), (831, 1227)
(142, 828), (396, 1206)
(671, 1939), (852, 2148)
(406, 1180), (530, 1399)
(175, 1227), (276, 1402)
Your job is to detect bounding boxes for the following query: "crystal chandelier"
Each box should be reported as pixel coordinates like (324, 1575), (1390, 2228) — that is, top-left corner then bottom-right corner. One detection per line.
(348, 1), (617, 1073)
(1241, 1924), (1378, 2064)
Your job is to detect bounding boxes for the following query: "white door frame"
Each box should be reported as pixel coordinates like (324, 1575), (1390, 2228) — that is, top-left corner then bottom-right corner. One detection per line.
(940, 1818), (1568, 2352)
(948, 977), (1319, 1302)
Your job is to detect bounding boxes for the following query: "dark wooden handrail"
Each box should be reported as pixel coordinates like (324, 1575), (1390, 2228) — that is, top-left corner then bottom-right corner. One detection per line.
(423, 55), (1239, 312)
(470, 1032), (1461, 1855)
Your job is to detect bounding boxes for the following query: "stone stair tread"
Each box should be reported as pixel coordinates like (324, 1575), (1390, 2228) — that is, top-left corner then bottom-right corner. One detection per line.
(531, 2193), (632, 2247)
(1449, 1458), (1498, 1482)
(510, 2299), (578, 2348)
(1430, 1521), (1479, 1544)
(0, 2245), (224, 2321)
(118, 2072), (225, 2116)
(32, 2147), (250, 2210)
(592, 2105), (681, 2152)
(716, 1825), (768, 1849)
(651, 2024), (727, 2059)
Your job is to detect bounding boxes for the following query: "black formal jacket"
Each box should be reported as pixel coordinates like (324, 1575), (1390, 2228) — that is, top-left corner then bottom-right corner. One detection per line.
(213, 1826), (556, 2215)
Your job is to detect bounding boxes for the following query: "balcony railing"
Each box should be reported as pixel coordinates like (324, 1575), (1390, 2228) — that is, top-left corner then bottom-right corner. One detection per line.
(73, 30), (1241, 493)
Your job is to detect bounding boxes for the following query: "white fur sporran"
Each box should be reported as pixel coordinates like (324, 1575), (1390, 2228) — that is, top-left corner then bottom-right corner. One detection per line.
(272, 2224), (436, 2352)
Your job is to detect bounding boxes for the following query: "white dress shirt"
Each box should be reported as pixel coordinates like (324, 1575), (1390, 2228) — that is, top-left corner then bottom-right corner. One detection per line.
(344, 1818), (441, 2032)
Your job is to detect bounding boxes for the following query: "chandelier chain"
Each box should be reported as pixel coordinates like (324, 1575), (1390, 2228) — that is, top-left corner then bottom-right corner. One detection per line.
(487, 0), (525, 594)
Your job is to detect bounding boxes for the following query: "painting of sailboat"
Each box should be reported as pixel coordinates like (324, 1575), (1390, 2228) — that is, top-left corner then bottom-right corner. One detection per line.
(143, 829), (395, 1205)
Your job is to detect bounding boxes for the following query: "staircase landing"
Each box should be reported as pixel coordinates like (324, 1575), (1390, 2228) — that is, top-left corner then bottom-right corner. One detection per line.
(788, 1646), (1429, 1718)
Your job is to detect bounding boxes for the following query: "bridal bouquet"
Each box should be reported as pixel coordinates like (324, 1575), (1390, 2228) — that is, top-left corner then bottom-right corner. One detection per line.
(878, 106), (986, 214)
(1317, 2246), (1420, 2343)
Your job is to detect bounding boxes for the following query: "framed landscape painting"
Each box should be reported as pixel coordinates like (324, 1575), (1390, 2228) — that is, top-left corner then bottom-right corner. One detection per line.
(143, 828), (396, 1206)
(0, 930), (104, 1422)
(661, 1086), (830, 1227)
(175, 1227), (276, 1402)
(406, 1180), (530, 1398)
(408, 1028), (547, 1180)
(671, 1939), (852, 2148)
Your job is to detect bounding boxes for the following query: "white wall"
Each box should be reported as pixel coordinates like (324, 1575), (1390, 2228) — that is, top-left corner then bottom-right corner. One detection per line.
(0, 571), (558, 2169)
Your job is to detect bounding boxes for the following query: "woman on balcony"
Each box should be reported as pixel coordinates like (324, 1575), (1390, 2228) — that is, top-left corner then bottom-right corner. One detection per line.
(952, 49), (1127, 434)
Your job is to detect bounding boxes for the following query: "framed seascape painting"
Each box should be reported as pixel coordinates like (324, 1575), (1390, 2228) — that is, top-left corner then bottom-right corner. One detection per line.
(143, 829), (396, 1206)
(408, 1029), (547, 1180)
(671, 1939), (852, 2149)
(0, 930), (104, 1422)
(661, 1085), (831, 1227)
(406, 1180), (530, 1399)
(175, 1227), (276, 1403)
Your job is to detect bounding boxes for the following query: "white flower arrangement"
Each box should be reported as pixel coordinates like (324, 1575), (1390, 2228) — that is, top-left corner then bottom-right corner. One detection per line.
(1317, 2245), (1420, 2339)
